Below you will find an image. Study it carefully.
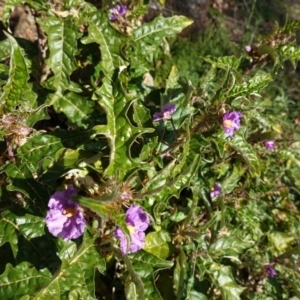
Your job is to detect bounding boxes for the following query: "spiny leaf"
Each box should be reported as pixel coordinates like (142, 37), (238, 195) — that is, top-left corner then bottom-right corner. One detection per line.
(133, 15), (193, 43)
(92, 80), (154, 178)
(17, 130), (95, 178)
(222, 163), (245, 194)
(209, 263), (245, 300)
(0, 38), (11, 60)
(0, 33), (33, 111)
(144, 231), (171, 259)
(130, 251), (174, 278)
(82, 23), (116, 77)
(0, 262), (52, 299)
(2, 162), (50, 208)
(229, 133), (260, 176)
(46, 91), (96, 129)
(0, 210), (45, 258)
(209, 233), (255, 258)
(34, 235), (105, 299)
(81, 10), (126, 75)
(202, 56), (241, 70)
(72, 196), (113, 219)
(278, 44), (300, 68)
(140, 154), (200, 203)
(38, 16), (82, 92)
(226, 73), (272, 101)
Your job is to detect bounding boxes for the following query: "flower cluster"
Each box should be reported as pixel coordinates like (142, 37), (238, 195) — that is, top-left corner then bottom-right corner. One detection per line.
(222, 111), (243, 137)
(115, 205), (150, 254)
(45, 185), (86, 240)
(153, 103), (176, 121)
(210, 182), (222, 199)
(109, 4), (127, 21)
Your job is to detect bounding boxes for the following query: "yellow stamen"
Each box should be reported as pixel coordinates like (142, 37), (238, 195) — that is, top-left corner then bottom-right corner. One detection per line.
(127, 225), (136, 234)
(63, 207), (77, 218)
(223, 119), (232, 128)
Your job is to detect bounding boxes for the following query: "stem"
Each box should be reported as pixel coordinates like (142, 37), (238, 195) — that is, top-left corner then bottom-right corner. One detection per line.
(246, 0), (257, 27)
(218, 195), (225, 229)
(170, 117), (177, 138)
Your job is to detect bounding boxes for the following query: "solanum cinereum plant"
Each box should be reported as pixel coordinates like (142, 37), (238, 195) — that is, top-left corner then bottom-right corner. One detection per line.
(0, 1), (300, 299)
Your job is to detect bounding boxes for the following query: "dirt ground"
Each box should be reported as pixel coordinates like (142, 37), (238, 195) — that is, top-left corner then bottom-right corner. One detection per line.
(0, 1), (298, 46)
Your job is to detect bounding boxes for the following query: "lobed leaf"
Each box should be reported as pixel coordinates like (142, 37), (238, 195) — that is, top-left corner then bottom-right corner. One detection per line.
(0, 262), (52, 299)
(34, 235), (105, 299)
(38, 16), (82, 92)
(92, 80), (154, 178)
(229, 132), (260, 176)
(209, 263), (245, 300)
(133, 15), (193, 43)
(209, 233), (255, 259)
(0, 33), (33, 111)
(144, 231), (171, 259)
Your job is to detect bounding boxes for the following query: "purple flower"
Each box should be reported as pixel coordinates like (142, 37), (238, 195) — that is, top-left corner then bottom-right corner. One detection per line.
(115, 205), (150, 254)
(109, 4), (127, 21)
(153, 103), (176, 121)
(210, 182), (222, 199)
(45, 185), (86, 240)
(266, 265), (277, 278)
(222, 111), (243, 137)
(264, 140), (275, 151)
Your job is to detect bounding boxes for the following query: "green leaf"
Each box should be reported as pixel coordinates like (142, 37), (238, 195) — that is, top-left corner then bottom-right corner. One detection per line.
(222, 163), (245, 194)
(209, 233), (255, 259)
(0, 210), (45, 258)
(130, 250), (173, 278)
(229, 132), (260, 176)
(0, 262), (52, 299)
(47, 91), (95, 129)
(81, 10), (126, 72)
(165, 65), (180, 90)
(144, 231), (171, 259)
(173, 247), (188, 299)
(125, 278), (163, 300)
(35, 234), (105, 299)
(17, 129), (96, 179)
(278, 44), (300, 68)
(72, 196), (114, 219)
(141, 154), (200, 203)
(82, 23), (115, 77)
(203, 56), (241, 70)
(38, 16), (82, 92)
(0, 33), (33, 111)
(226, 73), (272, 102)
(129, 15), (192, 76)
(133, 15), (193, 43)
(2, 162), (50, 208)
(0, 38), (11, 60)
(92, 80), (154, 178)
(209, 263), (245, 300)
(281, 20), (300, 33)
(268, 231), (294, 256)
(123, 250), (173, 300)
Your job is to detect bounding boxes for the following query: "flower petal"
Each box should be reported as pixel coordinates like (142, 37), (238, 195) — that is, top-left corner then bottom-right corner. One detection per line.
(129, 231), (145, 253)
(45, 185), (86, 240)
(222, 111), (243, 137)
(126, 205), (149, 231)
(115, 227), (128, 254)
